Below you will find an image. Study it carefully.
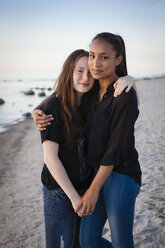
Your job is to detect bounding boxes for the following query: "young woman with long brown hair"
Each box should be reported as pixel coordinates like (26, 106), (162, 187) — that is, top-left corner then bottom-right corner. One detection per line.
(39, 49), (95, 248)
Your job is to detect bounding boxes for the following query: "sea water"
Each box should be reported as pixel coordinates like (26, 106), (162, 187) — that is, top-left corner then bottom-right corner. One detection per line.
(0, 79), (55, 133)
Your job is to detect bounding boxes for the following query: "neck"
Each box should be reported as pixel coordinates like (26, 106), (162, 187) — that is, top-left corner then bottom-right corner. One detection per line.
(75, 92), (83, 107)
(98, 74), (118, 103)
(99, 74), (118, 94)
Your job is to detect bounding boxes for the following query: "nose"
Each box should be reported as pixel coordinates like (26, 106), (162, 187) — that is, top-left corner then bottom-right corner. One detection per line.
(82, 71), (89, 82)
(93, 58), (101, 67)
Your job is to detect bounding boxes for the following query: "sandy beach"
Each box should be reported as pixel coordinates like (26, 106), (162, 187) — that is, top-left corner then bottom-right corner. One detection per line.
(0, 78), (165, 248)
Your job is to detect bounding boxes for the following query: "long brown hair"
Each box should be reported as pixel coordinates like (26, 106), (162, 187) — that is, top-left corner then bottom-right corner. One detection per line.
(54, 49), (89, 145)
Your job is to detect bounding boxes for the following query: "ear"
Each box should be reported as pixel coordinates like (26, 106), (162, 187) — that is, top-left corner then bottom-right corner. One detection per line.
(116, 55), (123, 66)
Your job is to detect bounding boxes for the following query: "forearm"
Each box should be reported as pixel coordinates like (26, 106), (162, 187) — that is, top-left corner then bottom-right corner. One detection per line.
(44, 155), (80, 203)
(89, 165), (114, 193)
(75, 165), (114, 215)
(32, 95), (54, 130)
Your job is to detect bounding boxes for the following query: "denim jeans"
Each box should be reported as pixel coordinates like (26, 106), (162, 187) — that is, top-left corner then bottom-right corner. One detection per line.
(42, 186), (81, 248)
(80, 172), (140, 248)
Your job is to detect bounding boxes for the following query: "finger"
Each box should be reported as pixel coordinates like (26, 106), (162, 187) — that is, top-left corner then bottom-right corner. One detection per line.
(87, 209), (93, 215)
(36, 122), (51, 128)
(36, 116), (54, 122)
(113, 81), (118, 90)
(75, 202), (83, 213)
(37, 110), (47, 116)
(114, 84), (127, 97)
(37, 124), (47, 131)
(81, 206), (88, 216)
(90, 205), (95, 214)
(77, 211), (82, 217)
(38, 123), (51, 129)
(42, 122), (51, 127)
(125, 85), (131, 92)
(36, 115), (54, 121)
(77, 207), (83, 217)
(85, 206), (92, 216)
(37, 127), (46, 131)
(114, 77), (122, 87)
(86, 203), (96, 215)
(45, 115), (54, 120)
(77, 205), (86, 216)
(113, 82), (123, 97)
(114, 87), (122, 97)
(35, 120), (52, 126)
(33, 109), (46, 117)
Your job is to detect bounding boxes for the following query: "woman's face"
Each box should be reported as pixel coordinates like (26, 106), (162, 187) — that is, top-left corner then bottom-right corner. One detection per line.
(73, 56), (94, 94)
(88, 39), (122, 81)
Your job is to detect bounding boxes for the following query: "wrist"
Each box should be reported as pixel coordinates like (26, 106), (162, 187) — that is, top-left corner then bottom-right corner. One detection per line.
(69, 191), (81, 203)
(88, 183), (101, 194)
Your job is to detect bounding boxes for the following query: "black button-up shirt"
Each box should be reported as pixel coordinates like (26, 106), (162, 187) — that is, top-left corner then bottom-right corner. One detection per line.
(84, 81), (142, 185)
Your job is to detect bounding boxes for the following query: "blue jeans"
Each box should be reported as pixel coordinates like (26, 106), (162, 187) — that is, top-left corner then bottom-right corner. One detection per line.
(80, 172), (140, 248)
(42, 186), (81, 248)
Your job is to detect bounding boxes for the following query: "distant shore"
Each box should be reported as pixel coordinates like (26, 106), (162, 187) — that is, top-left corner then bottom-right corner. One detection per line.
(0, 78), (165, 247)
(0, 73), (165, 83)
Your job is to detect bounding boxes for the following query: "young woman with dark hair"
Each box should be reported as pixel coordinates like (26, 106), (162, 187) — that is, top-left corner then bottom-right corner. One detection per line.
(75, 33), (142, 248)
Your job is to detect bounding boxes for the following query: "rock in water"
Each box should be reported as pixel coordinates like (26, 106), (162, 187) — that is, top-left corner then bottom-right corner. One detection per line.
(24, 90), (35, 95)
(23, 112), (32, 118)
(0, 98), (5, 105)
(47, 87), (52, 91)
(38, 91), (46, 97)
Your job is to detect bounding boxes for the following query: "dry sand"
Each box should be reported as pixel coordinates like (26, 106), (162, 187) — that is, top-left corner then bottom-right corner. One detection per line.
(0, 78), (165, 247)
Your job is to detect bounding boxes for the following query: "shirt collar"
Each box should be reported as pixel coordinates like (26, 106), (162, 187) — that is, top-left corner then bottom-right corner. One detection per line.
(106, 80), (117, 94)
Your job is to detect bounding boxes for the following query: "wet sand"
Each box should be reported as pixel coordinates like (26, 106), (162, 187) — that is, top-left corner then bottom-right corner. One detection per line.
(0, 78), (165, 247)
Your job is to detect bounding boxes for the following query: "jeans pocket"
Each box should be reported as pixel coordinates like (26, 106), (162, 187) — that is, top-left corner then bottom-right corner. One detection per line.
(120, 175), (140, 201)
(131, 179), (141, 197)
(42, 186), (55, 216)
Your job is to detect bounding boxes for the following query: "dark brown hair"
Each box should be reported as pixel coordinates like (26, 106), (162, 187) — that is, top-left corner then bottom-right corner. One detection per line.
(92, 32), (128, 77)
(54, 49), (89, 145)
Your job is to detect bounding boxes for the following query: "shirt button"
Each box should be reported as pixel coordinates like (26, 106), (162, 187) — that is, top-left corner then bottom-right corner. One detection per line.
(104, 94), (107, 98)
(124, 161), (127, 166)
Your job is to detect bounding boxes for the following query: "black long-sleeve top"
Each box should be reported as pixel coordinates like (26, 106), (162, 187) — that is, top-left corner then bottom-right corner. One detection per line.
(40, 96), (93, 193)
(83, 81), (142, 185)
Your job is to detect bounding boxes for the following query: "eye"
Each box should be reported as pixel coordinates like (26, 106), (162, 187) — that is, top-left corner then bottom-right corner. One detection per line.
(77, 70), (84, 73)
(101, 56), (108, 60)
(89, 54), (95, 59)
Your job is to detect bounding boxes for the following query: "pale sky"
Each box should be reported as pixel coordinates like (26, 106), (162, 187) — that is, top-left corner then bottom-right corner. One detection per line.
(0, 0), (165, 79)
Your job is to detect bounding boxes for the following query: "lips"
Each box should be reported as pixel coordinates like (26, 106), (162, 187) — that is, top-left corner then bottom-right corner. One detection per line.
(91, 69), (102, 74)
(79, 83), (89, 87)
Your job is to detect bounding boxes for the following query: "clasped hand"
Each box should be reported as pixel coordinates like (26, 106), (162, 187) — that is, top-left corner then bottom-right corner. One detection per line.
(74, 188), (99, 217)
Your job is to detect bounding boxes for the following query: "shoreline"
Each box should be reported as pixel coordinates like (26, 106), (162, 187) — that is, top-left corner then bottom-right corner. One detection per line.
(0, 118), (45, 247)
(0, 117), (31, 134)
(0, 78), (165, 247)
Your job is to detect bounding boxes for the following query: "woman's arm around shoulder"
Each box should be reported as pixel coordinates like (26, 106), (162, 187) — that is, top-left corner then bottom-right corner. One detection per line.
(32, 94), (54, 131)
(114, 75), (140, 106)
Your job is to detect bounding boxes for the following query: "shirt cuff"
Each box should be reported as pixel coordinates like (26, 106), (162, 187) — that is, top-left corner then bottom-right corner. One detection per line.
(100, 151), (120, 167)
